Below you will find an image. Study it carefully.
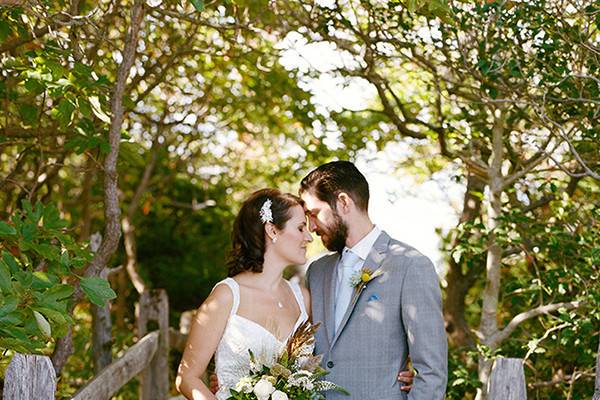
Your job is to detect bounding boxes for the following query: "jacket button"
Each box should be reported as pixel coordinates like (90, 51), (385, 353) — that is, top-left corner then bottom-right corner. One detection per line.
(327, 361), (334, 368)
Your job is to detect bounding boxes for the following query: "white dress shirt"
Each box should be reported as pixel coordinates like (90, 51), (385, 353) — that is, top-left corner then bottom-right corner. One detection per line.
(335, 225), (382, 298)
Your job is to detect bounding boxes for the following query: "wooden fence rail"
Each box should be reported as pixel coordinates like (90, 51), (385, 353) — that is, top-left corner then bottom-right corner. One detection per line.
(3, 289), (599, 400)
(2, 289), (168, 400)
(71, 331), (159, 400)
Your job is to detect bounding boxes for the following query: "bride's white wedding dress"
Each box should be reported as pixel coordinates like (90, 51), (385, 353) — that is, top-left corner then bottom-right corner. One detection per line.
(213, 278), (309, 400)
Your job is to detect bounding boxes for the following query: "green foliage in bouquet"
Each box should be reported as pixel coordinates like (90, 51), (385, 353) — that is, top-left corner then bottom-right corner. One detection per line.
(226, 322), (348, 400)
(0, 200), (115, 354)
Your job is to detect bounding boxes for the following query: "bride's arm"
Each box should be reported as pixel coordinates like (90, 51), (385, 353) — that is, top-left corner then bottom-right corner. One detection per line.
(176, 284), (232, 400)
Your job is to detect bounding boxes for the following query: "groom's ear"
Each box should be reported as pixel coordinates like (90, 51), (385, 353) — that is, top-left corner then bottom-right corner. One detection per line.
(336, 192), (354, 214)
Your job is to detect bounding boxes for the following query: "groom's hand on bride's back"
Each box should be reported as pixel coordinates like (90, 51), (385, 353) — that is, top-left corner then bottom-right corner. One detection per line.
(398, 369), (414, 392)
(209, 373), (219, 394)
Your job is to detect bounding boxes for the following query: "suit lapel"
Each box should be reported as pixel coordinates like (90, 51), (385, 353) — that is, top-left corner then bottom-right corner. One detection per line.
(322, 253), (340, 346)
(330, 231), (391, 349)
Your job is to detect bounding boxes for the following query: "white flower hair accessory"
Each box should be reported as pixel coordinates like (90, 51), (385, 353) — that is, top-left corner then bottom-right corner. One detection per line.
(259, 199), (273, 224)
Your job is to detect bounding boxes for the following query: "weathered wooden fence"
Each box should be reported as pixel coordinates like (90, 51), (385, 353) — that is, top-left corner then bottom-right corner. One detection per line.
(3, 289), (599, 400)
(2, 289), (176, 400)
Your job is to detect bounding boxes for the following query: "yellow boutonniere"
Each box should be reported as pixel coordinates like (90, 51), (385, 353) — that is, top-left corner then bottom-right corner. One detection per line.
(349, 267), (384, 293)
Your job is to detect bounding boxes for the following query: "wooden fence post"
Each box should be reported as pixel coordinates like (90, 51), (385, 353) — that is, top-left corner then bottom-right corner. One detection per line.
(136, 289), (169, 400)
(487, 357), (527, 400)
(2, 353), (56, 400)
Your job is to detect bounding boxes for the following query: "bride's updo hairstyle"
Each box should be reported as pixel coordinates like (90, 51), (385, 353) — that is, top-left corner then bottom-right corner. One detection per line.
(227, 188), (303, 276)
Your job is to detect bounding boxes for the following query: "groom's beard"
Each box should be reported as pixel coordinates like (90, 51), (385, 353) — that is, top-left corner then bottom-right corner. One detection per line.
(320, 212), (348, 253)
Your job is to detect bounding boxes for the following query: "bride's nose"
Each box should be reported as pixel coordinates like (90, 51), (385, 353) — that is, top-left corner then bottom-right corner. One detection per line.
(304, 231), (313, 243)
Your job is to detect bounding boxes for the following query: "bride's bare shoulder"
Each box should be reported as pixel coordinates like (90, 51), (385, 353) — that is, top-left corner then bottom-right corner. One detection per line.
(202, 282), (233, 310)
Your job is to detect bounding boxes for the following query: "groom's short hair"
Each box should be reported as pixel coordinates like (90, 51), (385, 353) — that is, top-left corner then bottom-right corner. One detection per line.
(300, 160), (369, 212)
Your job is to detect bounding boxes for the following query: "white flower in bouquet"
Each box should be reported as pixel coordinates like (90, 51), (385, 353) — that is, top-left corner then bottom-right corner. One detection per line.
(253, 377), (276, 400)
(271, 390), (289, 400)
(227, 322), (348, 400)
(288, 371), (314, 391)
(234, 376), (254, 393)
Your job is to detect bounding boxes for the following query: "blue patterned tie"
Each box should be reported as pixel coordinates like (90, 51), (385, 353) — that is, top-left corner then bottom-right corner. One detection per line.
(334, 250), (361, 335)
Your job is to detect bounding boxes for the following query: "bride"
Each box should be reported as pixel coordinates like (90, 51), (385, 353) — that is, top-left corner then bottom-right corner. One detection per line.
(176, 188), (313, 400)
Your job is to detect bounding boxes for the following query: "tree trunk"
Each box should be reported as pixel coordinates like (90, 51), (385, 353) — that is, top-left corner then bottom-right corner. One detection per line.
(91, 302), (113, 373)
(445, 262), (476, 347)
(78, 157), (96, 242)
(51, 0), (145, 373)
(593, 338), (600, 400)
(444, 173), (486, 347)
(476, 109), (506, 400)
(50, 327), (73, 373)
(122, 216), (147, 294)
(122, 133), (161, 298)
(92, 266), (114, 373)
(114, 269), (130, 329)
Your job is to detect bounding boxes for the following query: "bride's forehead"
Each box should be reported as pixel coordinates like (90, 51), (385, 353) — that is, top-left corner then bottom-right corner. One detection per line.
(288, 204), (306, 218)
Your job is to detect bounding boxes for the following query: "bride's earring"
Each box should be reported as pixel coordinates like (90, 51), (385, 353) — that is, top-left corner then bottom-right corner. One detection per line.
(272, 237), (277, 243)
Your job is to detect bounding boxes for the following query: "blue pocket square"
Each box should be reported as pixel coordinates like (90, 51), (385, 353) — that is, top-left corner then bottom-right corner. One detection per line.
(367, 293), (380, 302)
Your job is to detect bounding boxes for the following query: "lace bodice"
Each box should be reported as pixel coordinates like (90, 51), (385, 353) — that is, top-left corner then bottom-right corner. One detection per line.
(213, 278), (308, 400)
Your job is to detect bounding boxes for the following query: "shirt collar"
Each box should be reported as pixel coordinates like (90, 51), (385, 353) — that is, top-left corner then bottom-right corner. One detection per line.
(344, 225), (381, 261)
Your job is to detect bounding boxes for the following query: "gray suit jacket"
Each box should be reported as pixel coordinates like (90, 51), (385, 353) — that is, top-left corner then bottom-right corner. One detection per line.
(306, 231), (447, 400)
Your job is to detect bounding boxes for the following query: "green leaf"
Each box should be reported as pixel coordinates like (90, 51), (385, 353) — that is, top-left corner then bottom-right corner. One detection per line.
(119, 142), (146, 167)
(54, 98), (76, 127)
(43, 284), (74, 303)
(18, 103), (38, 125)
(24, 79), (45, 95)
(43, 203), (67, 229)
(72, 62), (93, 79)
(32, 271), (58, 289)
(13, 269), (33, 287)
(407, 0), (417, 13)
(45, 60), (66, 80)
(0, 221), (17, 237)
(22, 199), (33, 216)
(89, 95), (111, 123)
(0, 297), (18, 317)
(31, 243), (60, 261)
(0, 312), (22, 325)
(60, 251), (70, 268)
(80, 276), (117, 307)
(0, 326), (29, 342)
(21, 222), (38, 241)
(78, 98), (92, 118)
(0, 259), (12, 292)
(33, 310), (52, 337)
(190, 0), (205, 11)
(31, 202), (44, 224)
(33, 307), (67, 327)
(0, 20), (11, 41)
(2, 252), (20, 274)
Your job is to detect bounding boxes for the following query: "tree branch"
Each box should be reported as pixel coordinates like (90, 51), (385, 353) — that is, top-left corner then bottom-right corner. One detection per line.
(52, 0), (145, 375)
(82, 0), (144, 280)
(490, 301), (583, 348)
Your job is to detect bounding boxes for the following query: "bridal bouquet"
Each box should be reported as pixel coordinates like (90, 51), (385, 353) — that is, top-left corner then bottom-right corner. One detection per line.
(226, 322), (348, 400)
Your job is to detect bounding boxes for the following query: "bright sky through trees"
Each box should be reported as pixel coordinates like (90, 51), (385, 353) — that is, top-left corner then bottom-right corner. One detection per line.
(279, 29), (464, 274)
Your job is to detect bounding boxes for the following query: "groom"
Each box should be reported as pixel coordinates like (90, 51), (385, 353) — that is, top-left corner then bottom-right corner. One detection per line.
(300, 161), (447, 399)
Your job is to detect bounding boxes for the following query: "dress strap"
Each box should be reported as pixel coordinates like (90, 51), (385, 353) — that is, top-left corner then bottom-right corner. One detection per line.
(286, 280), (308, 322)
(214, 277), (240, 317)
